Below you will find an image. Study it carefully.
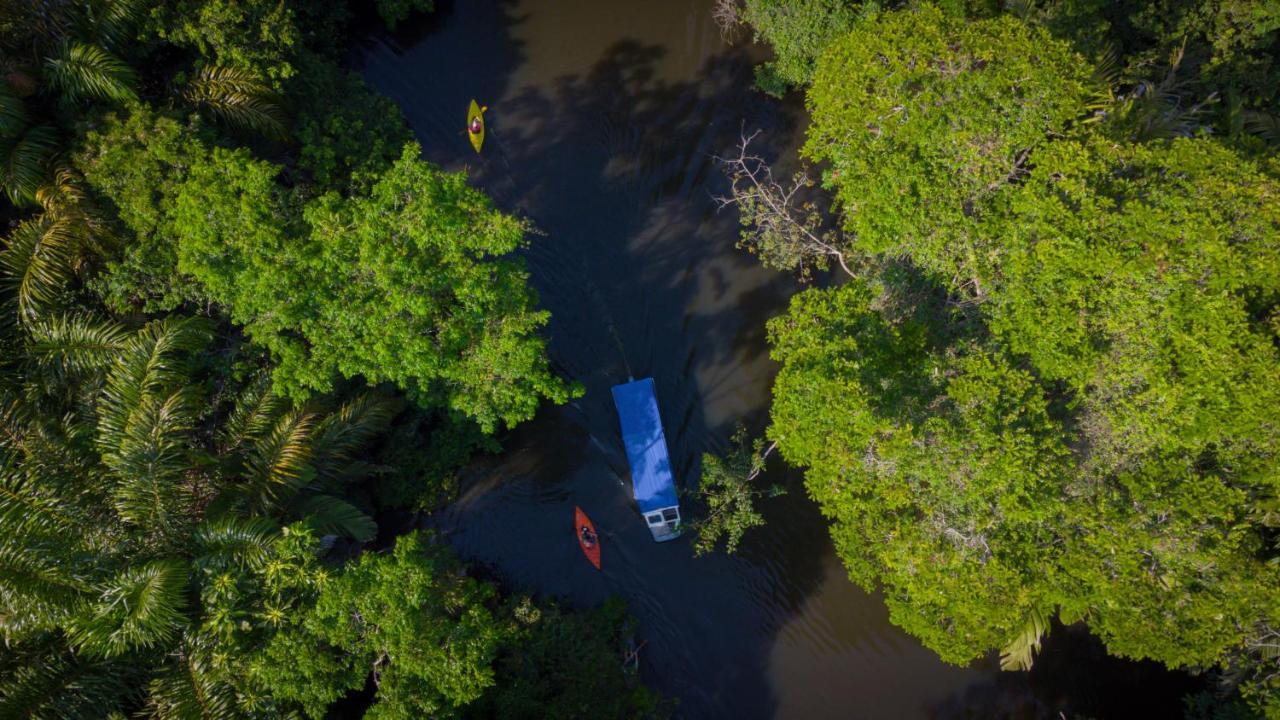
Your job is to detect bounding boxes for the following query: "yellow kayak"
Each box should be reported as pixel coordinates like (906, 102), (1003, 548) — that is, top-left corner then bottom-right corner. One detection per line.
(467, 99), (485, 153)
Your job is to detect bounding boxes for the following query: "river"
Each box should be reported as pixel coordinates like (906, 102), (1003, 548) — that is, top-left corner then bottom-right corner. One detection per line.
(354, 1), (1197, 717)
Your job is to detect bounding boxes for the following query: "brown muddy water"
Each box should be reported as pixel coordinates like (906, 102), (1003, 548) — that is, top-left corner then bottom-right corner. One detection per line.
(354, 1), (1198, 717)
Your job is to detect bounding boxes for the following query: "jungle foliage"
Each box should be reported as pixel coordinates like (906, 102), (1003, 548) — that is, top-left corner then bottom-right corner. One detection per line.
(733, 1), (1280, 716)
(77, 112), (569, 431)
(0, 0), (628, 717)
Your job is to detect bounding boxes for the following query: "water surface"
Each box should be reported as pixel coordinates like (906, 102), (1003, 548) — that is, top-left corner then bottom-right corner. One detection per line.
(356, 1), (1196, 716)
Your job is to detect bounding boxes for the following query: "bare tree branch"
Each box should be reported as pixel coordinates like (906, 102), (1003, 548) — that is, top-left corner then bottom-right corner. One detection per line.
(711, 0), (742, 43)
(712, 126), (858, 280)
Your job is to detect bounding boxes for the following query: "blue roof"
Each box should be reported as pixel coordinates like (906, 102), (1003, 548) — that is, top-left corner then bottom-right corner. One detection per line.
(611, 378), (679, 513)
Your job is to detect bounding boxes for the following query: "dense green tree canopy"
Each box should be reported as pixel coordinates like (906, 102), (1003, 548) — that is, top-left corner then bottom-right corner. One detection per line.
(767, 283), (1072, 662)
(0, 0), (621, 716)
(473, 597), (663, 719)
(78, 110), (571, 431)
(740, 0), (862, 93)
(987, 136), (1280, 465)
(745, 3), (1280, 715)
(251, 531), (506, 719)
(143, 0), (303, 83)
(803, 5), (1094, 287)
(768, 276), (1280, 669)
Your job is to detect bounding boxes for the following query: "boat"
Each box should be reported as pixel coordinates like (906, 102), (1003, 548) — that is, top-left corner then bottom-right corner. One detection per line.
(611, 378), (683, 542)
(467, 99), (485, 153)
(575, 505), (601, 570)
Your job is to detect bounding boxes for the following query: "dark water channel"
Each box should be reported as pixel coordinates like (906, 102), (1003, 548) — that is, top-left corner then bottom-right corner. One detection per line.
(355, 1), (1197, 717)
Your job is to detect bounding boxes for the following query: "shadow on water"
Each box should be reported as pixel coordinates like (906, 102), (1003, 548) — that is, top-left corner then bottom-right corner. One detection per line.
(354, 1), (1199, 717)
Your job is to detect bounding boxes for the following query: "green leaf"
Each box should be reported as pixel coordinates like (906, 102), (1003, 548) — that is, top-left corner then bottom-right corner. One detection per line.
(26, 314), (130, 381)
(296, 494), (376, 542)
(0, 124), (58, 205)
(44, 42), (137, 104)
(0, 84), (28, 139)
(183, 65), (288, 140)
(0, 212), (77, 322)
(999, 607), (1051, 671)
(68, 560), (188, 658)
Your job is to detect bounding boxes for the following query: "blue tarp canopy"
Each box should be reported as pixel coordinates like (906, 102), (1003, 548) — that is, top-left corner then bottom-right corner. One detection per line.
(611, 378), (679, 513)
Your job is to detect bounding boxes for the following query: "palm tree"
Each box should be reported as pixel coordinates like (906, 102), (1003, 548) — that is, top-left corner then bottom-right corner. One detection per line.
(0, 0), (140, 206)
(183, 65), (288, 140)
(0, 314), (398, 716)
(43, 40), (136, 104)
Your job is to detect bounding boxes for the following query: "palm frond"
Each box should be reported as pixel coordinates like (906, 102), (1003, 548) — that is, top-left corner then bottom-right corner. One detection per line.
(241, 409), (315, 513)
(27, 313), (130, 382)
(0, 462), (81, 540)
(94, 319), (210, 539)
(0, 468), (93, 640)
(0, 398), (102, 495)
(192, 516), (278, 572)
(0, 212), (77, 322)
(218, 374), (287, 451)
(0, 84), (28, 139)
(96, 317), (211, 453)
(0, 646), (134, 720)
(1, 124), (58, 205)
(295, 494), (376, 542)
(0, 542), (90, 641)
(1080, 45), (1120, 123)
(310, 393), (399, 482)
(183, 65), (288, 140)
(999, 606), (1051, 671)
(1104, 43), (1216, 141)
(105, 387), (199, 538)
(23, 166), (119, 281)
(146, 646), (238, 720)
(67, 559), (188, 658)
(1243, 110), (1280, 146)
(44, 42), (137, 104)
(69, 0), (142, 51)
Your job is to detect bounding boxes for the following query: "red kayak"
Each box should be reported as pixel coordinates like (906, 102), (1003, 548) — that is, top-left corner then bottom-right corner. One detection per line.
(575, 506), (601, 570)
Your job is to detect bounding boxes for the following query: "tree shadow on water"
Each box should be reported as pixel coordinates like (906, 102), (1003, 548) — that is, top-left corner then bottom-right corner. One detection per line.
(356, 2), (872, 716)
(477, 38), (834, 718)
(927, 624), (1204, 720)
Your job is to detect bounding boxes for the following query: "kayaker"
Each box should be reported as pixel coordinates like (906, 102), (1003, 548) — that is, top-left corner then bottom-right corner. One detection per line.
(580, 525), (597, 548)
(469, 116), (482, 134)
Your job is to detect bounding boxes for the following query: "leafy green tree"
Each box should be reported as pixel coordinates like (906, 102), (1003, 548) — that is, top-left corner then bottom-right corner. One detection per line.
(80, 109), (572, 430)
(985, 136), (1280, 477)
(690, 426), (783, 556)
(376, 0), (435, 31)
(142, 0), (302, 85)
(803, 5), (1094, 294)
(760, 8), (1280, 712)
(473, 597), (663, 719)
(296, 145), (572, 429)
(74, 107), (211, 313)
(288, 50), (414, 190)
(740, 0), (862, 94)
(768, 282), (1075, 663)
(250, 531), (507, 719)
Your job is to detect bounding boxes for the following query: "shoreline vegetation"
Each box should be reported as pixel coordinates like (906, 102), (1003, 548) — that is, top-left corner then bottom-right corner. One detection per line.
(708, 1), (1279, 717)
(1, 0), (1276, 718)
(0, 1), (648, 717)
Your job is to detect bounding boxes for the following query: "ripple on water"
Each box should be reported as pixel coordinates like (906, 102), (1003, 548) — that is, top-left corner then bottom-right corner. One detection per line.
(360, 0), (1197, 716)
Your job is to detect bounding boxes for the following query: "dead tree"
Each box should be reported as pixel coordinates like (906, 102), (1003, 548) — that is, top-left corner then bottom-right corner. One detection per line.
(712, 127), (856, 281)
(711, 0), (742, 43)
